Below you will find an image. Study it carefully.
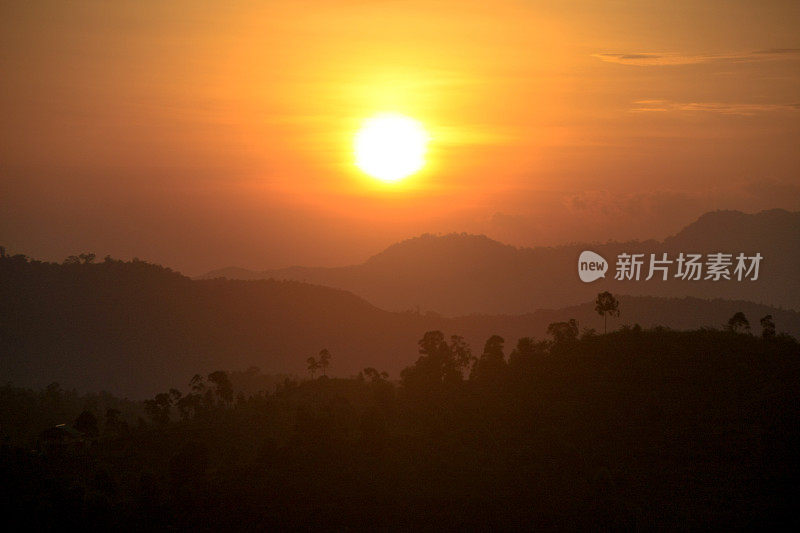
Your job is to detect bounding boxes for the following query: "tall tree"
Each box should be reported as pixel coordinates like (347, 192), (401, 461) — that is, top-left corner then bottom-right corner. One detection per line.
(595, 291), (620, 333)
(307, 357), (319, 378)
(318, 349), (331, 376)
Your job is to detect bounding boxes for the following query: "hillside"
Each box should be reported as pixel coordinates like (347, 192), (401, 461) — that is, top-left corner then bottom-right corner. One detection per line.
(203, 209), (800, 314)
(3, 328), (800, 529)
(2, 254), (798, 397)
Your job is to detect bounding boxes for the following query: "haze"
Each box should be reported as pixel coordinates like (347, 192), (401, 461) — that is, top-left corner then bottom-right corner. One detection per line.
(2, 0), (799, 275)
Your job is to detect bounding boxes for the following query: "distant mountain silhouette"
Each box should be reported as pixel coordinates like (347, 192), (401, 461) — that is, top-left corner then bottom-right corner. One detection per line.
(3, 255), (798, 397)
(203, 209), (800, 314)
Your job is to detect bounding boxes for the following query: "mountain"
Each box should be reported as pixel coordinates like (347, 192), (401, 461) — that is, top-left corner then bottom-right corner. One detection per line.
(203, 209), (800, 315)
(3, 255), (798, 397)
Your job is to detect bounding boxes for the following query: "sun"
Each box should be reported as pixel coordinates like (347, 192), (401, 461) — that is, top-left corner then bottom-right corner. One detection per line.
(354, 113), (429, 183)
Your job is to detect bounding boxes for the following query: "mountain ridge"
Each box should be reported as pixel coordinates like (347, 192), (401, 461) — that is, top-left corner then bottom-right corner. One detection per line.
(3, 254), (798, 397)
(202, 209), (800, 314)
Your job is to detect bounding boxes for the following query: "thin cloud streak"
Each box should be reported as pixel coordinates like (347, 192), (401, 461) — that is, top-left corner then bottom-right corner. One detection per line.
(630, 99), (800, 115)
(594, 48), (800, 66)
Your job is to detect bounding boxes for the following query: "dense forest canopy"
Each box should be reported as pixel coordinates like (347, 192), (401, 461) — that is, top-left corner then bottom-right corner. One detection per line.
(2, 326), (799, 529)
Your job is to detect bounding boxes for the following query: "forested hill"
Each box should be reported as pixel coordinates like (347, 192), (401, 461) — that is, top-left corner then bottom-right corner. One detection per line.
(2, 253), (798, 397)
(3, 328), (799, 529)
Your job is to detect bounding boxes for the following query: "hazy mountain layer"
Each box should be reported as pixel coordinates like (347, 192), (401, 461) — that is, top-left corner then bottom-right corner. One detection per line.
(203, 209), (800, 314)
(3, 255), (798, 397)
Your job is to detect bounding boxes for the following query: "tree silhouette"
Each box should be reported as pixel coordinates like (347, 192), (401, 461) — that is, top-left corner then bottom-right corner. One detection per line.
(595, 291), (620, 334)
(726, 312), (750, 333)
(144, 392), (172, 424)
(3, 324), (800, 529)
(63, 252), (96, 264)
(189, 374), (205, 393)
(307, 356), (320, 378)
(760, 314), (776, 339)
(448, 334), (473, 371)
(318, 348), (331, 376)
(401, 331), (473, 389)
(360, 367), (389, 383)
(547, 319), (579, 343)
(208, 371), (233, 405)
(74, 409), (99, 438)
(470, 334), (506, 383)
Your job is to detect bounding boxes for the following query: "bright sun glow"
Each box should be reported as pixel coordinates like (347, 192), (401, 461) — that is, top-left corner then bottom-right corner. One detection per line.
(354, 113), (428, 182)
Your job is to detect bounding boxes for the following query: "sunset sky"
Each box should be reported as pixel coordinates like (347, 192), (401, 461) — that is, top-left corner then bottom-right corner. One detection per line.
(2, 0), (799, 274)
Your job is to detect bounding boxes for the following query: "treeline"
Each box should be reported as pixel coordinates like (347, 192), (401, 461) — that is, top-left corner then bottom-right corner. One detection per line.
(4, 251), (800, 397)
(0, 383), (142, 446)
(2, 327), (799, 529)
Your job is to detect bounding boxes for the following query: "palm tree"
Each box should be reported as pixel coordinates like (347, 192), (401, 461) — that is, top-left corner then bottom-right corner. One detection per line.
(595, 291), (620, 333)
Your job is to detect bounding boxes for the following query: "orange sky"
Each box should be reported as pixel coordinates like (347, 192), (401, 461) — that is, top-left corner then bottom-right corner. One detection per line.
(2, 0), (799, 274)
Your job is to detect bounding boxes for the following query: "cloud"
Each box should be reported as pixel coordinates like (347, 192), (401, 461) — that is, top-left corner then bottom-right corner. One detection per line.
(593, 48), (800, 66)
(752, 48), (800, 55)
(630, 99), (800, 116)
(593, 53), (705, 66)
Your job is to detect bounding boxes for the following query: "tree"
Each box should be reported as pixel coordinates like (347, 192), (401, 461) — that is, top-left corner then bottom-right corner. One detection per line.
(448, 335), (473, 370)
(508, 336), (550, 370)
(208, 371), (233, 405)
(726, 312), (750, 333)
(63, 252), (95, 264)
(401, 330), (473, 389)
(760, 314), (776, 339)
(470, 334), (506, 383)
(547, 319), (579, 343)
(509, 337), (534, 367)
(189, 374), (205, 394)
(144, 393), (172, 424)
(318, 348), (331, 376)
(595, 291), (620, 334)
(169, 388), (182, 404)
(307, 357), (320, 378)
(360, 367), (389, 383)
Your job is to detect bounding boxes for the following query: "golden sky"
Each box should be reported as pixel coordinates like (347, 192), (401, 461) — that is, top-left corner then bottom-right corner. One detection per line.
(2, 1), (799, 274)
